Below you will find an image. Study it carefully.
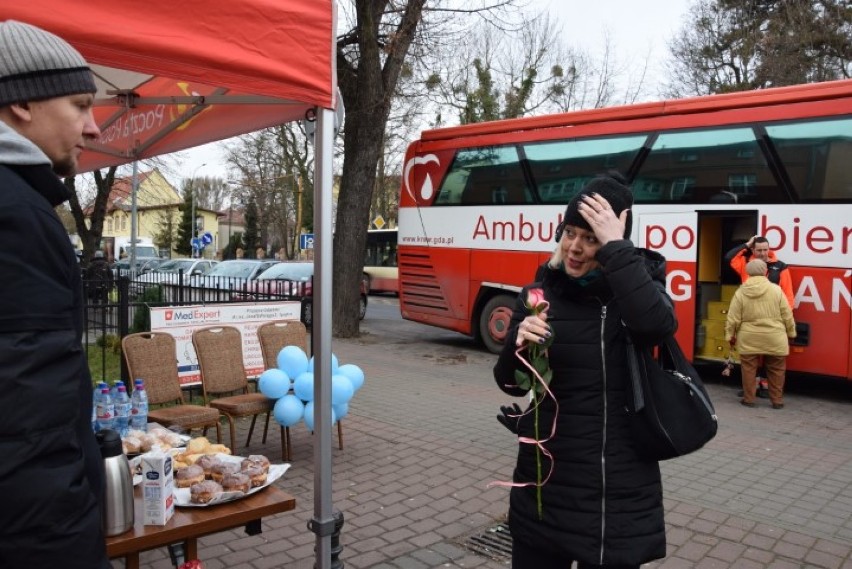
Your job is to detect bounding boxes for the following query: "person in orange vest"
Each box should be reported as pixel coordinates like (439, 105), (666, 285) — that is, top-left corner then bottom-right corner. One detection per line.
(725, 235), (795, 398)
(725, 235), (794, 308)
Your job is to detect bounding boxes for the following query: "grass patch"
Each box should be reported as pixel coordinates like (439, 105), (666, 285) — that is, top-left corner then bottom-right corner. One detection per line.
(88, 343), (122, 385)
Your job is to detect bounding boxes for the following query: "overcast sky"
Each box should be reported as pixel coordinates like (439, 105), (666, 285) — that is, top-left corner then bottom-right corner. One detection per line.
(173, 0), (691, 185)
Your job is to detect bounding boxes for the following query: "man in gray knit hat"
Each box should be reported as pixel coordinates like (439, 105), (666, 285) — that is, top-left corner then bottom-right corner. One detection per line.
(0, 20), (109, 569)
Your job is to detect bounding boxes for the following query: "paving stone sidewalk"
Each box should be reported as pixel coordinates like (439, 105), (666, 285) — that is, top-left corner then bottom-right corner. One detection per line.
(119, 306), (852, 569)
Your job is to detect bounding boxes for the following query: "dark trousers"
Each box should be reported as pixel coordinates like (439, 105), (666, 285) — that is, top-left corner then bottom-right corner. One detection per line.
(512, 538), (640, 569)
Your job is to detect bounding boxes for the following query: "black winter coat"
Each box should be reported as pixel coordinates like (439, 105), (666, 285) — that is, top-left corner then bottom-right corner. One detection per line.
(0, 164), (108, 568)
(494, 240), (676, 566)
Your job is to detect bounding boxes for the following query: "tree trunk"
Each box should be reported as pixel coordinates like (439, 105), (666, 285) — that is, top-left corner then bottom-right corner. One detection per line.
(332, 0), (426, 337)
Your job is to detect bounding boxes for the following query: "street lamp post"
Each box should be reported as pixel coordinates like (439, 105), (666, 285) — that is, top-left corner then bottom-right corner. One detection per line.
(189, 163), (207, 258)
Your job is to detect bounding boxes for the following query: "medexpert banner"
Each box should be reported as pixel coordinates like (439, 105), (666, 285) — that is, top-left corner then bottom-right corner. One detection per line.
(150, 302), (301, 386)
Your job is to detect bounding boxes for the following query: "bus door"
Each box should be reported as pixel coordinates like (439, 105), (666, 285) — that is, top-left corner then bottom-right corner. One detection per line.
(635, 211), (699, 360)
(692, 211), (758, 363)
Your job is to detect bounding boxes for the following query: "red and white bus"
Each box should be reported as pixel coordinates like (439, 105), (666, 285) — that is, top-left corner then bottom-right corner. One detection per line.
(397, 79), (852, 380)
(363, 229), (399, 294)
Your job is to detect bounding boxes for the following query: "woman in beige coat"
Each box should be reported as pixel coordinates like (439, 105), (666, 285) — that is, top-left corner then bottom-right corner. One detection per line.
(726, 259), (796, 409)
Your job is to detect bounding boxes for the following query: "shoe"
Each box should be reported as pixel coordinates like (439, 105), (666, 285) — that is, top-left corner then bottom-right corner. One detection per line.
(757, 387), (769, 399)
(772, 403), (784, 410)
(741, 400), (756, 408)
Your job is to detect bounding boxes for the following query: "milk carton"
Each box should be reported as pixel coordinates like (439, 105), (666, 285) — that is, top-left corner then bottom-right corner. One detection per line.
(141, 450), (174, 525)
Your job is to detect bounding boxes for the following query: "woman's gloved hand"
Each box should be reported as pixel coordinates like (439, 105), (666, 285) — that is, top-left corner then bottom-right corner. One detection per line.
(496, 403), (524, 434)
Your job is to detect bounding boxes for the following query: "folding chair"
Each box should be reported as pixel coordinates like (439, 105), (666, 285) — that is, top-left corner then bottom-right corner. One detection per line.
(256, 320), (344, 460)
(121, 332), (221, 441)
(192, 325), (284, 459)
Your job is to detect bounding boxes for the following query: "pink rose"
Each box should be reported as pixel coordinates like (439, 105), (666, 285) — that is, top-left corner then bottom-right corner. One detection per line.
(526, 288), (547, 314)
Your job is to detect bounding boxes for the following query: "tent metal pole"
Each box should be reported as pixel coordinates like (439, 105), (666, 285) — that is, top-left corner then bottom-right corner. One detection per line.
(310, 106), (336, 569)
(129, 160), (139, 277)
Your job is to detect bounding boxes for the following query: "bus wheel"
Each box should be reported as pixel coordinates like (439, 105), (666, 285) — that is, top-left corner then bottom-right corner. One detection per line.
(479, 295), (514, 354)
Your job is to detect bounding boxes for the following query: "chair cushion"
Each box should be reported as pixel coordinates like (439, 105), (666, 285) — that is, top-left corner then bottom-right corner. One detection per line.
(209, 393), (272, 416)
(148, 405), (220, 429)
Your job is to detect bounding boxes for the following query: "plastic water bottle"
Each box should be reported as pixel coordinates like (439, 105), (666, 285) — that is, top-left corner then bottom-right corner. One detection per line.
(110, 380), (125, 401)
(130, 379), (148, 432)
(96, 385), (115, 432)
(113, 384), (131, 437)
(92, 384), (102, 432)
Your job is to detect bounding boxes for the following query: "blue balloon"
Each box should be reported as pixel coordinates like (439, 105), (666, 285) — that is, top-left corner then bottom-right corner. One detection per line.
(293, 372), (314, 402)
(307, 353), (339, 373)
(304, 401), (337, 431)
(337, 364), (365, 392)
(273, 394), (304, 427)
(331, 374), (354, 405)
(277, 346), (309, 378)
(332, 403), (349, 421)
(303, 401), (315, 431)
(258, 368), (290, 400)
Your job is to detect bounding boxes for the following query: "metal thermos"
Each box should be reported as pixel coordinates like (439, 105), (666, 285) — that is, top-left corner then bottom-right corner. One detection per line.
(96, 429), (135, 536)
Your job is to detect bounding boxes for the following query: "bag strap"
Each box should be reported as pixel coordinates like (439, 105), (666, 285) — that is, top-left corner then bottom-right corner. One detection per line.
(623, 326), (645, 413)
(624, 280), (668, 412)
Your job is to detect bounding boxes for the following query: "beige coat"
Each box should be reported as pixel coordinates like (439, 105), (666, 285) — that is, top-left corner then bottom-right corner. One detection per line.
(725, 276), (796, 356)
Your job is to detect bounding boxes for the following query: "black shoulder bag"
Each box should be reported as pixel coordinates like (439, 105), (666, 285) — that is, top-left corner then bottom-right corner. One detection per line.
(625, 332), (718, 461)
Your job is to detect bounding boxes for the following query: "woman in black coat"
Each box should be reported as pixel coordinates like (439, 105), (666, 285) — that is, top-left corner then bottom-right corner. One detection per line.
(494, 174), (676, 569)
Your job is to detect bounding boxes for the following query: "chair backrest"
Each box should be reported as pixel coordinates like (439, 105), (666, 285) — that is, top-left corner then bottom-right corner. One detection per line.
(257, 320), (309, 369)
(192, 325), (249, 397)
(121, 332), (183, 406)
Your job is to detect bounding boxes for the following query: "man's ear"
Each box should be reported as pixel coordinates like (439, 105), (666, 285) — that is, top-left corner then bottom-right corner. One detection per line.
(7, 101), (33, 123)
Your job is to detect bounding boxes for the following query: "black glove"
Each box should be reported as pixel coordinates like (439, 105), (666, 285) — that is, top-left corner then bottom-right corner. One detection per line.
(497, 403), (524, 435)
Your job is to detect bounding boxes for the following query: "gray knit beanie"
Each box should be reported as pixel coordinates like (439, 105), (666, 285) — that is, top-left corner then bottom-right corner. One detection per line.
(0, 20), (96, 107)
(555, 171), (634, 241)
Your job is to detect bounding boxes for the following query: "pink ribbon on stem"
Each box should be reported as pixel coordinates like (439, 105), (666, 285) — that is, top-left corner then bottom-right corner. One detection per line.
(488, 344), (559, 491)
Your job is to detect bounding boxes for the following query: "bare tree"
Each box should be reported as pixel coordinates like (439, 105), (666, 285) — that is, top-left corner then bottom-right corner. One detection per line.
(191, 176), (230, 211)
(666, 0), (851, 97)
(225, 123), (314, 259)
(65, 167), (117, 265)
(333, 0), (534, 337)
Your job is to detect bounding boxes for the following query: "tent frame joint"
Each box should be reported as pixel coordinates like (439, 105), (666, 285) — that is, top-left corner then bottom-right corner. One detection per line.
(307, 515), (336, 537)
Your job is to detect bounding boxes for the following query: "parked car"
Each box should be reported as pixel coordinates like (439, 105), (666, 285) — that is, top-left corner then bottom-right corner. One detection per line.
(192, 259), (278, 286)
(129, 258), (219, 297)
(138, 259), (218, 282)
(112, 256), (163, 277)
(238, 261), (368, 326)
(159, 259), (279, 303)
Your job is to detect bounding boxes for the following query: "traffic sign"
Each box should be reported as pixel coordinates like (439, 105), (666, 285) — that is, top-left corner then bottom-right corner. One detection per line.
(299, 233), (314, 249)
(372, 215), (386, 229)
(201, 232), (213, 245)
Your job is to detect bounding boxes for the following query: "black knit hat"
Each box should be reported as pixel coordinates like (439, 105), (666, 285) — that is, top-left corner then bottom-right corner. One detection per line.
(0, 20), (96, 107)
(555, 172), (633, 241)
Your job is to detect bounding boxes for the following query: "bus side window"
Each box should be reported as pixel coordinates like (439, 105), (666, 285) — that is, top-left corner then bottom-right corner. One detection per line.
(461, 165), (529, 205)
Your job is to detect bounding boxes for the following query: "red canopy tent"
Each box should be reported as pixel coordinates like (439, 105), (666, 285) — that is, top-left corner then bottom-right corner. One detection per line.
(2, 2), (341, 566)
(3, 1), (336, 170)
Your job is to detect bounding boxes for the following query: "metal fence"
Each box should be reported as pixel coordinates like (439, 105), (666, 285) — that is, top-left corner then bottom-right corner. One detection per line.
(83, 271), (307, 384)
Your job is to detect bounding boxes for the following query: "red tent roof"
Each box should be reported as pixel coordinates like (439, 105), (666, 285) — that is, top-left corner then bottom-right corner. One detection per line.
(3, 0), (337, 172)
